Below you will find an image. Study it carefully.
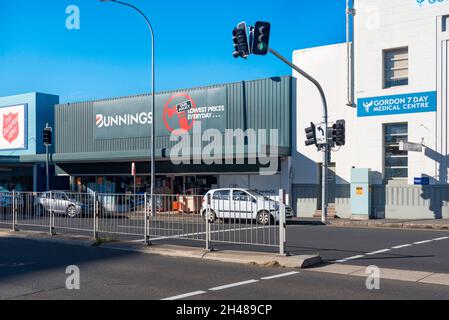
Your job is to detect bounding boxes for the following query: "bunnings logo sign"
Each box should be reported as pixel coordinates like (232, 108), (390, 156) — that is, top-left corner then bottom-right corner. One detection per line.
(357, 91), (437, 117)
(93, 87), (227, 140)
(95, 112), (153, 128)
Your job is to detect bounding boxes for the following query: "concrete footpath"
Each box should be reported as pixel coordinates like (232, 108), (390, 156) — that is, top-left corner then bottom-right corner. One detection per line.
(292, 218), (449, 231)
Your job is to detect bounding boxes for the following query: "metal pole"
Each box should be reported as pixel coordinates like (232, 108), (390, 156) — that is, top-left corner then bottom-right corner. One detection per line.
(93, 192), (98, 240)
(279, 189), (286, 256)
(103, 0), (156, 217)
(206, 193), (211, 251)
(12, 190), (17, 232)
(268, 48), (329, 224)
(49, 190), (55, 235)
(144, 192), (150, 245)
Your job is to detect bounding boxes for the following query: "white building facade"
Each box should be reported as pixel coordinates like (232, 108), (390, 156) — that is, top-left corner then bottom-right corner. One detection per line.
(292, 0), (449, 219)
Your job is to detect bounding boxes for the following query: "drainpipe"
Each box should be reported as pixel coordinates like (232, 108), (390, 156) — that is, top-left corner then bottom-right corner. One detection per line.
(346, 0), (356, 108)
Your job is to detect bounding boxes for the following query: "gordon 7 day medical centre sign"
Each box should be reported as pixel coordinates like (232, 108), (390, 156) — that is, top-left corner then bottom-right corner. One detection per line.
(357, 91), (437, 117)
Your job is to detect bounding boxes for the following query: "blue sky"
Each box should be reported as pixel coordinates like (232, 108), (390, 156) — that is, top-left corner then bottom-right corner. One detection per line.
(0, 0), (346, 103)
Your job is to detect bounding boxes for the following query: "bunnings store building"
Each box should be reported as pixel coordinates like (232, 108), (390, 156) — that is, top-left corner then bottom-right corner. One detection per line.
(51, 77), (294, 200)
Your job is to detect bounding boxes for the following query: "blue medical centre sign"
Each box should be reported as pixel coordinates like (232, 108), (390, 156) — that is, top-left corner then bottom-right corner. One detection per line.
(358, 91), (437, 117)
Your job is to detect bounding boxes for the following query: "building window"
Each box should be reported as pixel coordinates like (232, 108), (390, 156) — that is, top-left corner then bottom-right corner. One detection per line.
(384, 47), (409, 88)
(384, 123), (408, 181)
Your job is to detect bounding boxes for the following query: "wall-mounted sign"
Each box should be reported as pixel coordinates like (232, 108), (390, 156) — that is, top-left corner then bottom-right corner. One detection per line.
(415, 0), (448, 8)
(357, 91), (437, 117)
(356, 187), (364, 196)
(399, 141), (423, 152)
(94, 88), (227, 140)
(0, 104), (27, 151)
(414, 177), (430, 186)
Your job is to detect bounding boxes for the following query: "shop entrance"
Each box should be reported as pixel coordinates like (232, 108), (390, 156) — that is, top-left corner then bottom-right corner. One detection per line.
(172, 175), (218, 195)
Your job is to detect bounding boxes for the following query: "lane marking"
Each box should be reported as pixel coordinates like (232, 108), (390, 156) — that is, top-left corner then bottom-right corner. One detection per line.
(366, 249), (391, 256)
(261, 272), (300, 280)
(161, 291), (207, 301)
(150, 226), (270, 242)
(209, 280), (259, 291)
(392, 244), (412, 249)
(434, 237), (449, 241)
(413, 240), (433, 245)
(336, 255), (365, 263)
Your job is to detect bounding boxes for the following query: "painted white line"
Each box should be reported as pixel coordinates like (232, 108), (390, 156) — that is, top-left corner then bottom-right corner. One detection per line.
(433, 237), (449, 241)
(392, 244), (412, 249)
(161, 291), (207, 301)
(150, 226), (270, 242)
(414, 240), (433, 245)
(336, 255), (365, 263)
(209, 280), (259, 291)
(261, 272), (300, 280)
(366, 249), (391, 256)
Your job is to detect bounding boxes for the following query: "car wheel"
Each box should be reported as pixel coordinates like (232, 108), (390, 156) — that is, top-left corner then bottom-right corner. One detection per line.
(66, 205), (77, 218)
(203, 210), (217, 223)
(257, 210), (272, 226)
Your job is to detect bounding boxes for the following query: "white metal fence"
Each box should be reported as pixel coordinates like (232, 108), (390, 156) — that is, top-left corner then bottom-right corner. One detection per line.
(0, 190), (288, 254)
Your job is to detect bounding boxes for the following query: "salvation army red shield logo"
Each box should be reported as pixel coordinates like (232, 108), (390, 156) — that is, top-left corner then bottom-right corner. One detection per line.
(2, 113), (19, 144)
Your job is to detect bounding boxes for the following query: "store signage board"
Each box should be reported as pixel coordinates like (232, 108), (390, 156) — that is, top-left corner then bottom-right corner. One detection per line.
(415, 0), (448, 8)
(357, 91), (436, 117)
(0, 104), (27, 151)
(93, 87), (227, 140)
(414, 177), (430, 186)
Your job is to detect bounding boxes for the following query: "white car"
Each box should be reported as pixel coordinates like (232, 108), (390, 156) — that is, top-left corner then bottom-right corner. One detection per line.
(201, 188), (294, 226)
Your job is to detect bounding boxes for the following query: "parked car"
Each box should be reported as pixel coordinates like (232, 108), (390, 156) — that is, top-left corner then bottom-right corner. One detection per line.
(200, 188), (294, 225)
(35, 191), (93, 218)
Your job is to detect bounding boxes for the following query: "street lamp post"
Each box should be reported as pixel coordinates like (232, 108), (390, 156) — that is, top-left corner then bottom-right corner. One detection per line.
(100, 0), (156, 238)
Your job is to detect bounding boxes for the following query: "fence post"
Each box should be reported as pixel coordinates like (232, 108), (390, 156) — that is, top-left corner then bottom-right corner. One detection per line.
(93, 192), (98, 240)
(279, 189), (287, 256)
(144, 192), (150, 245)
(205, 193), (212, 251)
(12, 190), (17, 232)
(49, 191), (55, 235)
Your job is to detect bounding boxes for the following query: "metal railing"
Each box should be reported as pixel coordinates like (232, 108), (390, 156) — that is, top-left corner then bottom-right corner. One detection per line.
(0, 190), (288, 254)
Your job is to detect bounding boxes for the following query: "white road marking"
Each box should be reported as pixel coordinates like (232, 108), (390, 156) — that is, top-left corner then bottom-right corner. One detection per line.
(161, 291), (207, 301)
(413, 240), (433, 245)
(336, 255), (365, 263)
(209, 280), (259, 291)
(392, 244), (412, 249)
(261, 272), (300, 280)
(366, 249), (391, 256)
(433, 237), (449, 241)
(150, 226), (270, 242)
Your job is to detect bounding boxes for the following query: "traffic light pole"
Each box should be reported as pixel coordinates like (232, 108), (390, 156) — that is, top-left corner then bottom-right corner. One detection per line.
(268, 48), (330, 224)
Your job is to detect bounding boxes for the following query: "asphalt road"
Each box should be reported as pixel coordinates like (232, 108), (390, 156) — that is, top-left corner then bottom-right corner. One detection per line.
(2, 218), (449, 274)
(0, 237), (448, 300)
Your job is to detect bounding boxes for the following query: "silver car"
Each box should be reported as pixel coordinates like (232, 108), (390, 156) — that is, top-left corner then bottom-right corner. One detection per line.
(36, 191), (90, 218)
(201, 188), (294, 226)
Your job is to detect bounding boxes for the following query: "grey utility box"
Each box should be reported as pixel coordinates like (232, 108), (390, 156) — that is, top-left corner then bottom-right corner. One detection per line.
(351, 168), (371, 220)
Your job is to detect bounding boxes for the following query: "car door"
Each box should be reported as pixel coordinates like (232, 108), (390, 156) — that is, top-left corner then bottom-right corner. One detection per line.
(212, 190), (231, 219)
(232, 190), (254, 220)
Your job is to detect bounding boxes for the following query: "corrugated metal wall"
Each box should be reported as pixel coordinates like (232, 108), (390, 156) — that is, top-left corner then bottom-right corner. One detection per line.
(293, 184), (449, 220)
(55, 77), (292, 154)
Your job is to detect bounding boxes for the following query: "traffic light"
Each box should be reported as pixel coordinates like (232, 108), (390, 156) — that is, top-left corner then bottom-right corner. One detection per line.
(232, 22), (250, 59)
(332, 120), (346, 146)
(305, 123), (317, 147)
(43, 127), (52, 146)
(251, 21), (271, 55)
